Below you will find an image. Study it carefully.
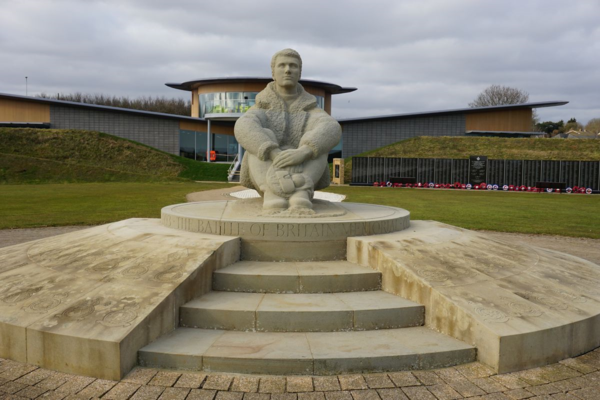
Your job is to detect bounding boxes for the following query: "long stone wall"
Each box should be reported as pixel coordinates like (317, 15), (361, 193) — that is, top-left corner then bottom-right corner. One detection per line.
(341, 114), (466, 158)
(50, 105), (180, 155)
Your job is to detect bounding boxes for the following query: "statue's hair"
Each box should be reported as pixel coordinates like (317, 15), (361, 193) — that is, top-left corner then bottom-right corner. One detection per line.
(271, 48), (302, 77)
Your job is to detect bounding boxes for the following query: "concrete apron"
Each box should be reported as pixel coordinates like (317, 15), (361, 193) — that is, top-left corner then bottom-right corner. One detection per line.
(0, 219), (240, 381)
(0, 200), (598, 379)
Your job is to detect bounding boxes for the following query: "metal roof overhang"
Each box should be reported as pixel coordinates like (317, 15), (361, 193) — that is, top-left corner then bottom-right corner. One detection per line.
(166, 77), (356, 95)
(338, 101), (569, 124)
(0, 92), (210, 123)
(0, 122), (51, 128)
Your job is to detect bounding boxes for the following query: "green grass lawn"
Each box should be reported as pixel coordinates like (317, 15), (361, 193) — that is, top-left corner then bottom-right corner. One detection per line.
(0, 182), (231, 229)
(2, 182), (598, 238)
(324, 186), (600, 238)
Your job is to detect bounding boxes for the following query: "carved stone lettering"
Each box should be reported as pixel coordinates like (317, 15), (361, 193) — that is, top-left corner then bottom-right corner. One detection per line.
(249, 224), (263, 236)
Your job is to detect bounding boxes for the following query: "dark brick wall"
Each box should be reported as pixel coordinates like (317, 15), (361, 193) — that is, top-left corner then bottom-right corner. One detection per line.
(50, 105), (180, 155)
(341, 114), (466, 158)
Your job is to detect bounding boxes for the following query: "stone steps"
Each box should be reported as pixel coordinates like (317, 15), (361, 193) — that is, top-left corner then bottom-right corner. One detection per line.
(180, 290), (424, 332)
(139, 327), (476, 375)
(139, 258), (477, 374)
(213, 260), (382, 293)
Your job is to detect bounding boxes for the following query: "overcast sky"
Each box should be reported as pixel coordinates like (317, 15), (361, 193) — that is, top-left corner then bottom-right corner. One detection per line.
(1, 0), (598, 124)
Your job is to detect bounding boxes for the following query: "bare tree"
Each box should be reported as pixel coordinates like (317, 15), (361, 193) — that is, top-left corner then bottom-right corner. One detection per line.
(585, 118), (600, 134)
(37, 92), (191, 116)
(469, 85), (530, 108)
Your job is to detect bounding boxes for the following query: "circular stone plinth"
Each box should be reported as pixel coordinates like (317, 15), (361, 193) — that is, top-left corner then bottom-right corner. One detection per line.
(161, 199), (410, 261)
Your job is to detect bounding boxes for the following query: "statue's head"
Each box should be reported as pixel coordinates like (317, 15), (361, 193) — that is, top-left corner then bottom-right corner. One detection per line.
(271, 48), (302, 89)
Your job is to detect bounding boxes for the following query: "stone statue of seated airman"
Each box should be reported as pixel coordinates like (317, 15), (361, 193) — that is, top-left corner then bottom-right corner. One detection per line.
(234, 49), (342, 215)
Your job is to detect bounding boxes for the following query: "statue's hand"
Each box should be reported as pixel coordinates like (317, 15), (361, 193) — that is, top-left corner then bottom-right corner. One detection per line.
(272, 146), (312, 169)
(269, 148), (282, 161)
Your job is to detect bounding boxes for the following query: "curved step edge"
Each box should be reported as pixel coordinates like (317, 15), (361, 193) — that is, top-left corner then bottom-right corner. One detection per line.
(180, 291), (425, 332)
(138, 327), (476, 375)
(213, 261), (382, 294)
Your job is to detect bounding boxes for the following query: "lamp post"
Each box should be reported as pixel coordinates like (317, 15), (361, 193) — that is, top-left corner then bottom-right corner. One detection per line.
(25, 76), (28, 96)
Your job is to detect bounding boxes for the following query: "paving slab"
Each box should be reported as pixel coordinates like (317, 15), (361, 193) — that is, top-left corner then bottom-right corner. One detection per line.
(213, 261), (381, 294)
(296, 261), (381, 294)
(257, 293), (353, 332)
(203, 331), (314, 375)
(181, 292), (265, 331)
(214, 261), (301, 293)
(139, 328), (224, 370)
(180, 291), (423, 332)
(334, 292), (423, 330)
(308, 328), (475, 374)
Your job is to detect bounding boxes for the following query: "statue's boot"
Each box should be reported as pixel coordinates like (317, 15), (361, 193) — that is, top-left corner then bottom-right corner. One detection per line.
(289, 174), (314, 210)
(262, 189), (288, 211)
(289, 190), (312, 209)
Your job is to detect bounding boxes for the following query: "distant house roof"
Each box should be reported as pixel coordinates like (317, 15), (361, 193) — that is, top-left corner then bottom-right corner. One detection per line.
(166, 77), (357, 95)
(338, 101), (569, 124)
(553, 131), (598, 139)
(465, 130), (546, 137)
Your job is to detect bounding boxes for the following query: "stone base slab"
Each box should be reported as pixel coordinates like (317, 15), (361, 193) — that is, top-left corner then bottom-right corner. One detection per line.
(348, 221), (600, 373)
(0, 219), (239, 380)
(161, 199), (410, 261)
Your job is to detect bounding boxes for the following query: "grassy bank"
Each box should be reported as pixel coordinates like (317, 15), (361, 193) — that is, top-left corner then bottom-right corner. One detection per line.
(0, 128), (229, 183)
(324, 186), (600, 238)
(0, 182), (231, 229)
(359, 136), (600, 160)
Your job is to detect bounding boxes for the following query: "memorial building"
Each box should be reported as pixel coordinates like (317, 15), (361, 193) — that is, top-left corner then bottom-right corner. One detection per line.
(0, 76), (567, 172)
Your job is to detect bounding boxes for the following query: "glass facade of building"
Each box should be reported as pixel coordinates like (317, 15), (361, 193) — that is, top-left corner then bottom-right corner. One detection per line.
(182, 91), (327, 162)
(199, 92), (324, 117)
(200, 92), (257, 117)
(179, 130), (239, 162)
(181, 129), (341, 163)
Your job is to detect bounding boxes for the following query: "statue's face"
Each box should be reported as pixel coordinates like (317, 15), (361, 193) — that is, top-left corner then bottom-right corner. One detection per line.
(272, 55), (300, 89)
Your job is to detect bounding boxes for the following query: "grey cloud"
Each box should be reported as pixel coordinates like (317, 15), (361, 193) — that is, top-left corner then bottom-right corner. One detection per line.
(1, 0), (598, 124)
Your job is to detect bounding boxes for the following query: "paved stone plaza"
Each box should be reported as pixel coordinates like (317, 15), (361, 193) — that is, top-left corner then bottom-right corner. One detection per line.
(1, 352), (600, 399)
(1, 188), (599, 399)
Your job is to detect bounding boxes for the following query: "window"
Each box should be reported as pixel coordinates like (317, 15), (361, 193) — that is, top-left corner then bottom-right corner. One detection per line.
(179, 130), (239, 162)
(199, 92), (325, 117)
(199, 92), (258, 118)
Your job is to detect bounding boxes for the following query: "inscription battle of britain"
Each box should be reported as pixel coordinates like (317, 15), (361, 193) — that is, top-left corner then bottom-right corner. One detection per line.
(162, 213), (408, 240)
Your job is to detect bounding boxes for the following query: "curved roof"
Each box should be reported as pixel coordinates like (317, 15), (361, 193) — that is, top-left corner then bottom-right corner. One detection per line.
(166, 77), (356, 95)
(338, 101), (569, 123)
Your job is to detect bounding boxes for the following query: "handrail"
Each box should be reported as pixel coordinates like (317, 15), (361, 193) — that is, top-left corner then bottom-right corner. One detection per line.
(227, 153), (242, 182)
(227, 153), (238, 176)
